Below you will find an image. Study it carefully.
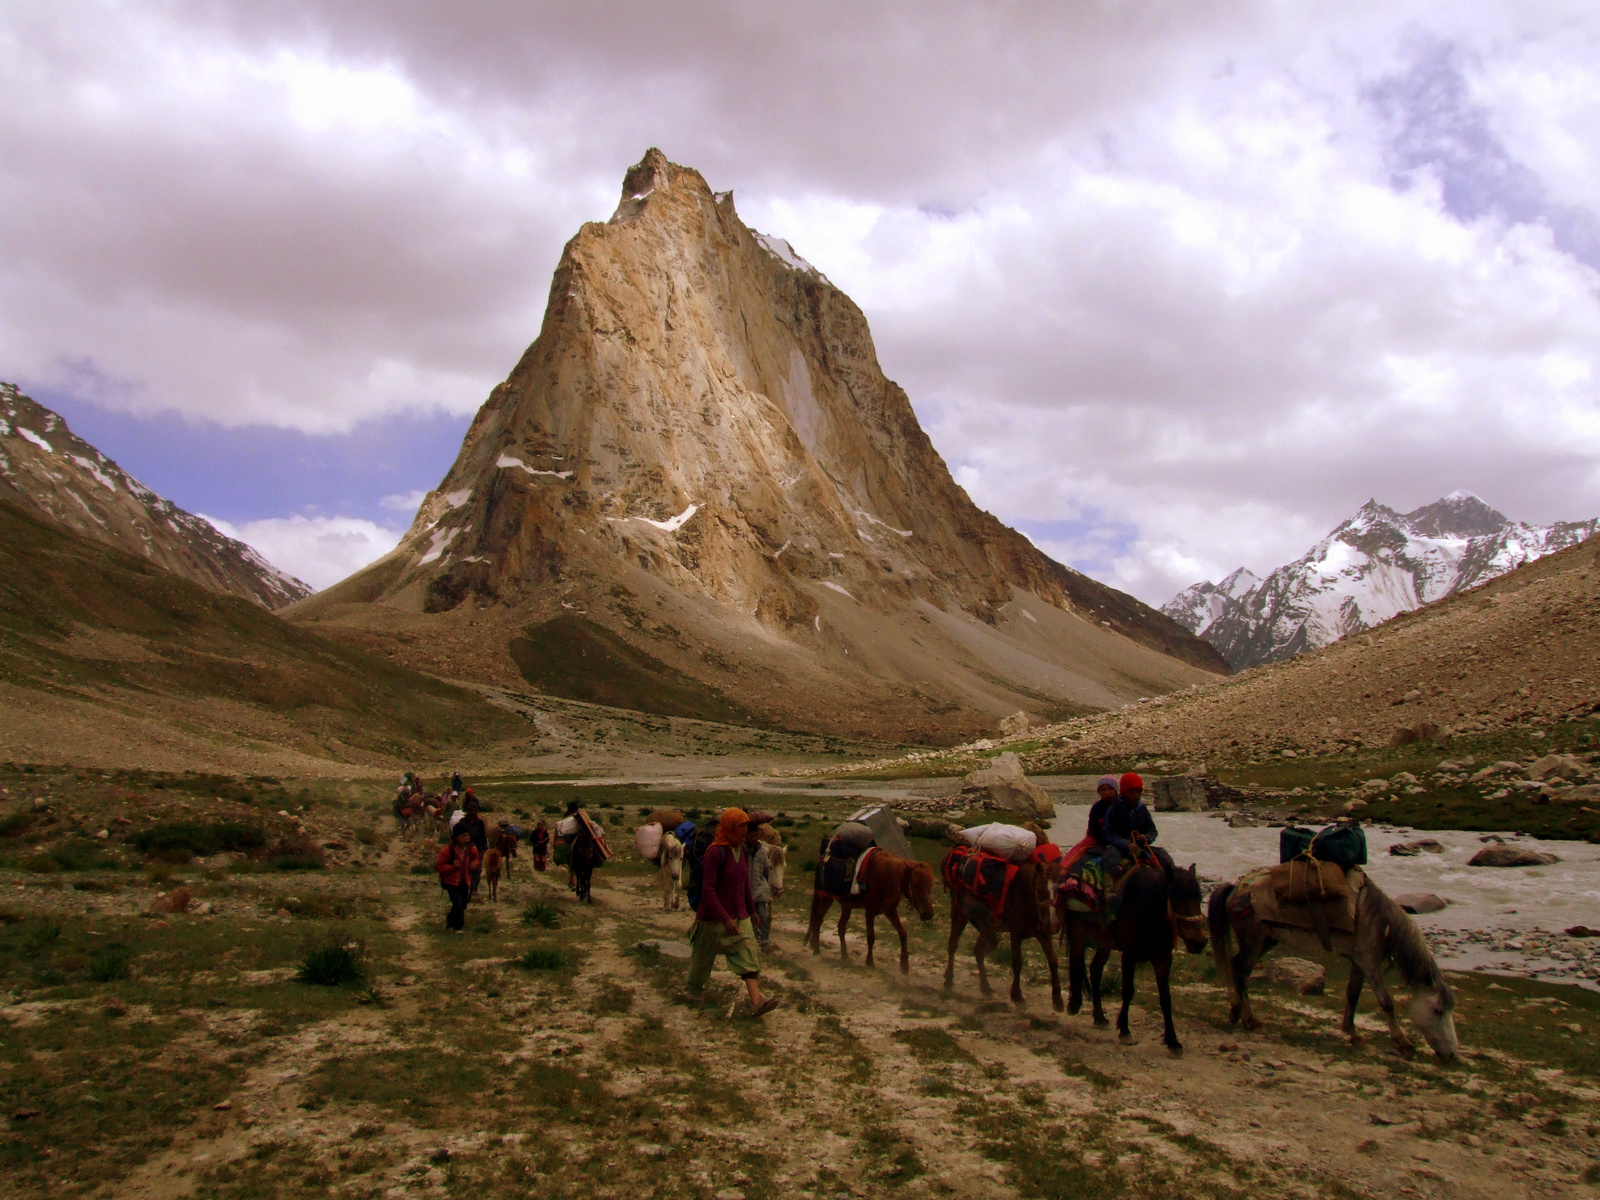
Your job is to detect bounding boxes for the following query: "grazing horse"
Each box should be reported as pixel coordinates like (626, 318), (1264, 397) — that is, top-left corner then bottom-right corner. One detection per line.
(805, 851), (936, 973)
(569, 829), (602, 904)
(656, 832), (684, 910)
(482, 848), (503, 901)
(494, 825), (518, 878)
(1060, 847), (1207, 1053)
(1208, 872), (1458, 1059)
(943, 853), (1064, 1010)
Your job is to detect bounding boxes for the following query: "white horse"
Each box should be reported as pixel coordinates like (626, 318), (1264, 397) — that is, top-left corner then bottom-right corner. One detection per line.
(766, 843), (787, 900)
(657, 832), (684, 910)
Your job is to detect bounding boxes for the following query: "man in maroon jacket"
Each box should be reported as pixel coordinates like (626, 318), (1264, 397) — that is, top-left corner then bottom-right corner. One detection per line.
(686, 808), (779, 1017)
(435, 818), (481, 933)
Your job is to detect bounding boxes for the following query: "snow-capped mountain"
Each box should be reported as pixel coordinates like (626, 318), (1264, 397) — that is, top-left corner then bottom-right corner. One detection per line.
(0, 382), (311, 608)
(1162, 491), (1598, 669)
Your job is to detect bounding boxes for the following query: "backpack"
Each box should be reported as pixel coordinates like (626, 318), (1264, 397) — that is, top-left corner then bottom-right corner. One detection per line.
(682, 825), (716, 912)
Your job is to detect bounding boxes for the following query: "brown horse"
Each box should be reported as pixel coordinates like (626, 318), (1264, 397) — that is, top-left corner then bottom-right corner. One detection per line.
(1059, 846), (1207, 1053)
(805, 850), (936, 973)
(943, 852), (1064, 1010)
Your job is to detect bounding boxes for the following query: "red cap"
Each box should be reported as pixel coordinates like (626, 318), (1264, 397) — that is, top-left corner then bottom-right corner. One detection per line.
(1119, 772), (1144, 792)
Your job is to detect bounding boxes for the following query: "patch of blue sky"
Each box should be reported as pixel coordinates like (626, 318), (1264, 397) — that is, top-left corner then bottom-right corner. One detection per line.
(1010, 511), (1139, 581)
(29, 386), (469, 527)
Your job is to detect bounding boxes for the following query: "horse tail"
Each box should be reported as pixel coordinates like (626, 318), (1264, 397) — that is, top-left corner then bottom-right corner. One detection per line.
(1208, 884), (1237, 1001)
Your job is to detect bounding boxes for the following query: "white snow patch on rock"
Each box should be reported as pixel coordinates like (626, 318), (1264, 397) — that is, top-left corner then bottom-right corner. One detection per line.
(497, 454), (573, 479)
(18, 427), (52, 453)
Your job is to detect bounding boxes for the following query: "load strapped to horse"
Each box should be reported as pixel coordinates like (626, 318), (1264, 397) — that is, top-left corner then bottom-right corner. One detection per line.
(940, 822), (1065, 1010)
(805, 805), (934, 972)
(557, 805), (613, 903)
(1209, 822), (1459, 1059)
(634, 809), (692, 911)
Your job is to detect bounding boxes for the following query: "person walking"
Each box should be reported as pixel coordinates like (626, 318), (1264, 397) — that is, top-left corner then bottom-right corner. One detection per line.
(744, 812), (775, 951)
(687, 808), (778, 1017)
(435, 816), (480, 933)
(530, 819), (550, 872)
(459, 795), (489, 896)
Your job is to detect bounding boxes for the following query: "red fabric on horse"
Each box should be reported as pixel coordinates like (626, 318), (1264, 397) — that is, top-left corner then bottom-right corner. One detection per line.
(945, 845), (1020, 918)
(1059, 836), (1094, 874)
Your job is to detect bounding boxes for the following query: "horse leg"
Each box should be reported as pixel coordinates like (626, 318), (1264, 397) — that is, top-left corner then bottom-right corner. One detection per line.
(837, 902), (853, 962)
(973, 919), (995, 998)
(1116, 953), (1137, 1043)
(864, 906), (877, 968)
(1039, 926), (1064, 1012)
(1066, 923), (1086, 1016)
(944, 896), (966, 992)
(806, 893), (831, 955)
(1360, 951), (1414, 1055)
(1230, 932), (1269, 1031)
(1341, 962), (1366, 1043)
(1008, 930), (1026, 1006)
(1154, 952), (1181, 1054)
(885, 904), (911, 975)
(1088, 946), (1111, 1026)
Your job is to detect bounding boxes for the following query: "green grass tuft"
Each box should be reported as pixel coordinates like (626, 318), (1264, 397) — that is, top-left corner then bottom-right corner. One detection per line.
(518, 946), (569, 971)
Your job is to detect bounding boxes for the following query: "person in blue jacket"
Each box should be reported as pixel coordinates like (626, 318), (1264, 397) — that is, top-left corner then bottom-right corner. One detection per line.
(1102, 771), (1157, 879)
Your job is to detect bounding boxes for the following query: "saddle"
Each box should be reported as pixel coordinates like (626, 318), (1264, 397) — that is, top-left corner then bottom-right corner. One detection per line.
(1243, 863), (1365, 951)
(817, 841), (875, 899)
(944, 845), (1018, 918)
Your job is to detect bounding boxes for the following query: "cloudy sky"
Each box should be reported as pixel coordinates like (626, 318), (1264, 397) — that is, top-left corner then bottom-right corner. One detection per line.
(2, 2), (1598, 597)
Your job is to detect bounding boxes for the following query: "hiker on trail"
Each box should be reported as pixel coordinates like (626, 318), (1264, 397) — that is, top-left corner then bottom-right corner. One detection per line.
(1086, 775), (1119, 847)
(530, 819), (550, 872)
(451, 770), (464, 794)
(460, 795), (489, 896)
(1102, 772), (1157, 879)
(435, 815), (480, 933)
(687, 808), (779, 1018)
(744, 812), (775, 951)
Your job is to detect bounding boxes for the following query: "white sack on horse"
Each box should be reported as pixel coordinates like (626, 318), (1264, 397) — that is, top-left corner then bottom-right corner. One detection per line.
(556, 814), (580, 837)
(956, 822), (1037, 864)
(634, 823), (663, 861)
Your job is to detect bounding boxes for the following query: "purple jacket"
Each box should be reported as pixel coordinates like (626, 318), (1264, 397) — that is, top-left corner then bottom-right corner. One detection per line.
(698, 843), (754, 925)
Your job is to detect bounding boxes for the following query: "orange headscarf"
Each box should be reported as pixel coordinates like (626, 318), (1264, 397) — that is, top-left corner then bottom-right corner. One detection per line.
(712, 806), (749, 848)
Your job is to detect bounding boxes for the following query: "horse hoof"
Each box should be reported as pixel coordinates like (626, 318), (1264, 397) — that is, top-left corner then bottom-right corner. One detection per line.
(1052, 995), (1065, 1012)
(1066, 999), (1082, 1016)
(1243, 1019), (1263, 1032)
(1118, 1032), (1133, 1045)
(1167, 1043), (1184, 1058)
(1093, 1016), (1110, 1028)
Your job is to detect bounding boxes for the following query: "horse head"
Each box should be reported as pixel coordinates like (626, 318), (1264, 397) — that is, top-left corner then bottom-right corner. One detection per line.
(905, 860), (937, 920)
(767, 843), (787, 899)
(1169, 862), (1209, 954)
(1410, 980), (1459, 1061)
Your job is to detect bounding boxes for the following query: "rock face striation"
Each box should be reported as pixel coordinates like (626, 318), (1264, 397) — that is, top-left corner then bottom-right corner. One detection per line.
(1165, 492), (1597, 669)
(294, 150), (1225, 739)
(0, 383), (310, 608)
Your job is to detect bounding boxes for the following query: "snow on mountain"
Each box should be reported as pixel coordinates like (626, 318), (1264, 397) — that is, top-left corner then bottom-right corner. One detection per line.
(1162, 492), (1598, 669)
(0, 382), (312, 608)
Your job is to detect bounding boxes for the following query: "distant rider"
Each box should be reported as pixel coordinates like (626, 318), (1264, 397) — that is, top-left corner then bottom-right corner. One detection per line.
(1086, 775), (1119, 848)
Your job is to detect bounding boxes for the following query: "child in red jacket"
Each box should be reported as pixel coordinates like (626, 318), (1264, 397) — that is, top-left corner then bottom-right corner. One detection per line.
(436, 821), (481, 933)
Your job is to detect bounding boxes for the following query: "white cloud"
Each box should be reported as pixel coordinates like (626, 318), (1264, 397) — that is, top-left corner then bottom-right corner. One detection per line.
(203, 514), (404, 591)
(379, 489), (428, 514)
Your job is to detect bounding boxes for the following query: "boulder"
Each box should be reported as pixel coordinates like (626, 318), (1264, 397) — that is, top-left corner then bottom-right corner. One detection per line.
(960, 753), (1054, 818)
(1388, 839), (1445, 857)
(1564, 925), (1599, 938)
(150, 885), (193, 915)
(1146, 772), (1209, 812)
(633, 939), (692, 960)
(998, 711), (1032, 737)
(1468, 845), (1562, 867)
(1394, 893), (1449, 914)
(1555, 784), (1600, 805)
(1527, 754), (1584, 782)
(1252, 956), (1326, 995)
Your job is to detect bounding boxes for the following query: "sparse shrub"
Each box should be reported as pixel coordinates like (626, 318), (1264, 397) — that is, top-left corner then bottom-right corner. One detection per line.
(0, 811), (36, 838)
(22, 855), (61, 874)
(266, 835), (326, 871)
(129, 820), (265, 859)
(521, 901), (561, 928)
(297, 936), (366, 987)
(88, 944), (131, 983)
(518, 946), (569, 971)
(351, 826), (378, 846)
(71, 879), (117, 893)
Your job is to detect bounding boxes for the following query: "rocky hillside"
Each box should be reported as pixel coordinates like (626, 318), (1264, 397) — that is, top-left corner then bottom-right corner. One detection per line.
(1035, 532), (1600, 767)
(0, 495), (522, 773)
(1164, 491), (1597, 668)
(290, 150), (1225, 741)
(0, 383), (310, 608)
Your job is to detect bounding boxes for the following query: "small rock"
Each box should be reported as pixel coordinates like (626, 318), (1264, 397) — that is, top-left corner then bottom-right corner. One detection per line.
(213, 1100), (232, 1111)
(1527, 753), (1584, 782)
(1389, 839), (1445, 857)
(1369, 1111), (1398, 1126)
(1394, 894), (1449, 915)
(11, 1108), (42, 1120)
(150, 885), (193, 915)
(429, 1147), (451, 1164)
(1565, 925), (1600, 938)
(635, 1144), (667, 1157)
(634, 939), (692, 960)
(714, 1191), (747, 1200)
(1469, 846), (1561, 867)
(94, 829), (109, 840)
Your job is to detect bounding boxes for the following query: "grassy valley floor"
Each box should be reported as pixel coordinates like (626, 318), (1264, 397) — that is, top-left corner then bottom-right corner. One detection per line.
(1, 772), (1598, 1199)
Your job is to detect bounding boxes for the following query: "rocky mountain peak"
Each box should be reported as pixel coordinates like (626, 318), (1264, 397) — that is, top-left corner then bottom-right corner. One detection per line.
(1162, 491), (1598, 670)
(298, 150), (1226, 738)
(0, 382), (311, 608)
(1403, 490), (1509, 538)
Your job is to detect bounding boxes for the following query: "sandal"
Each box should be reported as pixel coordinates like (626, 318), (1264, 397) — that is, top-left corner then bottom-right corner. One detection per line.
(752, 998), (781, 1019)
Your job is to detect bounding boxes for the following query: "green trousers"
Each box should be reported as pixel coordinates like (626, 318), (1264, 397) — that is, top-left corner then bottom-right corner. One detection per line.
(686, 918), (761, 990)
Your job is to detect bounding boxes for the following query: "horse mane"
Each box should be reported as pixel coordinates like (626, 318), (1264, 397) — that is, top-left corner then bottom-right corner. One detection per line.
(1364, 879), (1449, 995)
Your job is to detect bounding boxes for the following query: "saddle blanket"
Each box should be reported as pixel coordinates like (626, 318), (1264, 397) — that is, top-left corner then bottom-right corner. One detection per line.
(1057, 853), (1110, 913)
(945, 845), (1018, 918)
(818, 844), (876, 899)
(1237, 866), (1365, 936)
